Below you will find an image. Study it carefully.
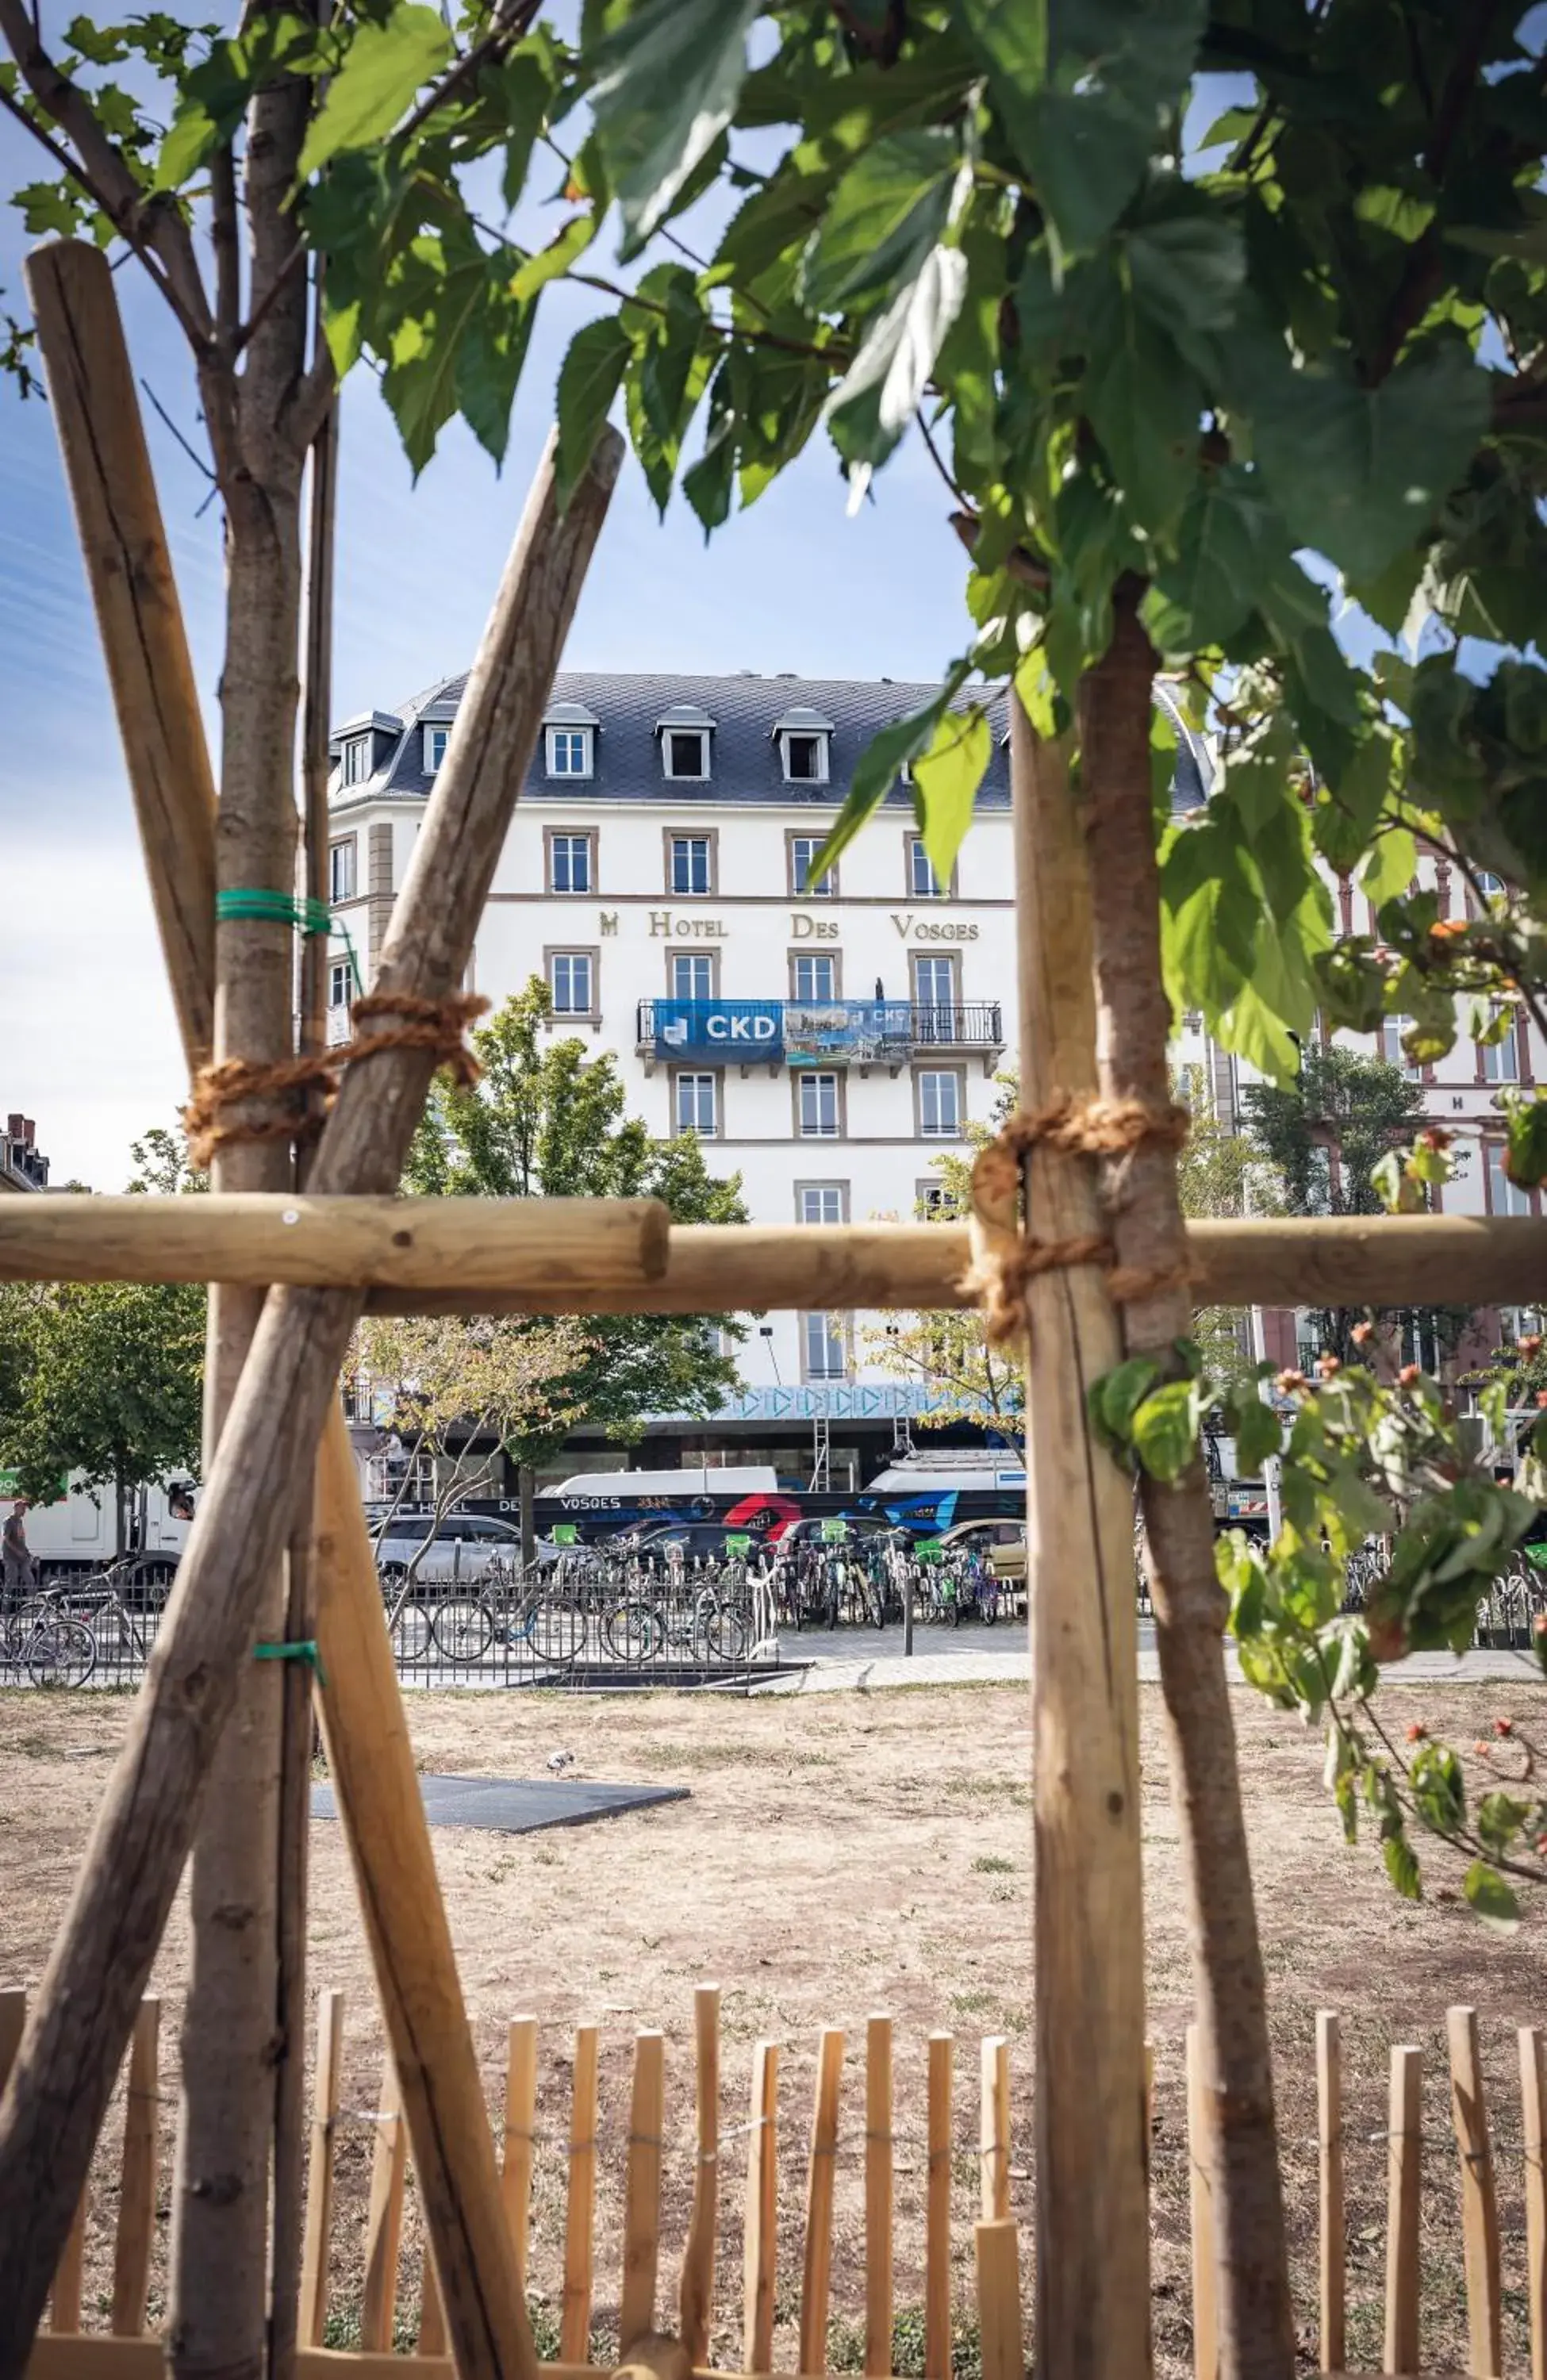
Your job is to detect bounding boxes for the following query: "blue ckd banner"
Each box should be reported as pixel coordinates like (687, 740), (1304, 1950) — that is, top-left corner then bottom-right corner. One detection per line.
(653, 1000), (784, 1057)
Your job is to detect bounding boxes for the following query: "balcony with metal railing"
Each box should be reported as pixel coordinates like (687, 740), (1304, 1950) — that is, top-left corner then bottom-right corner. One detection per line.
(635, 997), (1004, 1072)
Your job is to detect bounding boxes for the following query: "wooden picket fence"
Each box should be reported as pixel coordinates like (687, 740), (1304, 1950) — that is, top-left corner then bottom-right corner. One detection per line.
(15, 1983), (1547, 2378)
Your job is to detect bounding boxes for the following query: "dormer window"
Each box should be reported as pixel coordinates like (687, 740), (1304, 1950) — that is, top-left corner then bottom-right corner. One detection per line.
(543, 700), (598, 780)
(774, 708), (834, 784)
(656, 704), (715, 781)
(423, 724), (449, 774)
(340, 735), (370, 787)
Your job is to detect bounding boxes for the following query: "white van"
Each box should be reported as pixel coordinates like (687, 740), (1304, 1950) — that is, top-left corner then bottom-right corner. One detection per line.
(5, 1474), (197, 1581)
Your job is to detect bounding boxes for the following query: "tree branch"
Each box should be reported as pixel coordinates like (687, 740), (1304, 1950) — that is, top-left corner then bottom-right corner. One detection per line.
(0, 0), (213, 347)
(211, 144), (240, 344)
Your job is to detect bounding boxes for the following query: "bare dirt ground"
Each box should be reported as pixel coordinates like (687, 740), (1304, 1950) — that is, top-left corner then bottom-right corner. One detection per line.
(3, 1676), (1542, 2375)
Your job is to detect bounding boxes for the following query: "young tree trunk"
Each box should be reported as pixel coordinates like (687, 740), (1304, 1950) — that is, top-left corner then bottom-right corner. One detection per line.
(1081, 584), (1294, 2380)
(170, 70), (312, 2380)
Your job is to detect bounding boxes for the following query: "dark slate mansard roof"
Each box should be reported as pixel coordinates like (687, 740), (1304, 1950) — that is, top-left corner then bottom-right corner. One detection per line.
(329, 670), (1211, 814)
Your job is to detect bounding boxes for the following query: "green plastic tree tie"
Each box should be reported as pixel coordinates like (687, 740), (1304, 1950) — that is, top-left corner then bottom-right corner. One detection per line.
(216, 889), (363, 994)
(253, 1637), (328, 1684)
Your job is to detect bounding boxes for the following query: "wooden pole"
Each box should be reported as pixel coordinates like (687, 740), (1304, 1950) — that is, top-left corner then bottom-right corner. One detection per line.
(679, 1985), (720, 2367)
(620, 2032), (666, 2351)
(360, 2059), (409, 2352)
(0, 1194), (670, 1291)
(800, 2029), (844, 2378)
(978, 2038), (1009, 2225)
(21, 240), (217, 1067)
(561, 2026), (600, 2365)
(110, 2000), (161, 2338)
(0, 420), (624, 2380)
(1447, 2006), (1502, 2378)
(925, 2035), (953, 2380)
(1004, 708), (1150, 2378)
(1521, 2027), (1547, 2380)
(1384, 2044), (1422, 2378)
(298, 1989), (346, 2349)
(1315, 2013), (1343, 2378)
(742, 2042), (779, 2377)
(502, 2017), (539, 2294)
(3, 1200), (1542, 1314)
(973, 2219), (1024, 2380)
(865, 2016), (893, 2380)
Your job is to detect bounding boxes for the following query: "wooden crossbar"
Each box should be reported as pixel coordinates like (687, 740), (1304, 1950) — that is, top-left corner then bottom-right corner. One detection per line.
(2, 1203), (1543, 1315)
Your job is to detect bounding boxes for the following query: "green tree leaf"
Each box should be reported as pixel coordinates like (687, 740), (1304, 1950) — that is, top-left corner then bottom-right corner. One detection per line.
(826, 247), (968, 470)
(1463, 1860), (1520, 1929)
(512, 213), (596, 301)
(799, 130), (958, 313)
(1383, 1830), (1422, 1899)
(1253, 345), (1492, 583)
(914, 707), (991, 886)
(1130, 1377), (1203, 1484)
(588, 0), (760, 259)
(555, 315), (631, 510)
(808, 672), (970, 885)
(298, 4), (451, 178)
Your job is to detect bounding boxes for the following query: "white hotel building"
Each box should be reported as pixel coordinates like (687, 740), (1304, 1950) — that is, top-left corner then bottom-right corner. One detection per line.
(327, 670), (1540, 1476)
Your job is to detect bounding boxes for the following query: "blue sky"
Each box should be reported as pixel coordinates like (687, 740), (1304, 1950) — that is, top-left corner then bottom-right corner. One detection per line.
(0, 100), (972, 1188)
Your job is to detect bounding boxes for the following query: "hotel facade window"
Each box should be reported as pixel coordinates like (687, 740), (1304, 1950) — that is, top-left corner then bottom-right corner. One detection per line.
(792, 953), (839, 1003)
(547, 950), (595, 1015)
(674, 1070), (719, 1137)
(1480, 1009), (1521, 1084)
(340, 735), (370, 786)
(787, 834), (835, 896)
(916, 1067), (964, 1138)
(668, 833), (715, 895)
(670, 953), (715, 1000)
(1377, 1015), (1423, 1081)
(328, 837), (357, 903)
(906, 834), (949, 897)
(547, 830), (593, 893)
(1486, 1142), (1532, 1216)
(797, 1183), (846, 1224)
(423, 724), (449, 772)
(802, 1311), (847, 1381)
(912, 954), (958, 1037)
(797, 1072), (841, 1138)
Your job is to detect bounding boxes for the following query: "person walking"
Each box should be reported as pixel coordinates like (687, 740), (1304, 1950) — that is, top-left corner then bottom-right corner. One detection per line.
(2, 1498), (36, 1602)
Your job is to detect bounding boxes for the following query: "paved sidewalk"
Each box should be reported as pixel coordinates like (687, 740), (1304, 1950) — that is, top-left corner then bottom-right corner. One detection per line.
(750, 1619), (1543, 1695)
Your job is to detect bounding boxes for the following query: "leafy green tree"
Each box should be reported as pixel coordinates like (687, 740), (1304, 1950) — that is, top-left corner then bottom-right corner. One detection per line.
(1242, 1045), (1472, 1368)
(0, 1280), (204, 1553)
(405, 982), (747, 1548)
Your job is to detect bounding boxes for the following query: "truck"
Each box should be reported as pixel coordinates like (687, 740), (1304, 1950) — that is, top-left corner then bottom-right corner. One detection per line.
(1, 1471), (198, 1584)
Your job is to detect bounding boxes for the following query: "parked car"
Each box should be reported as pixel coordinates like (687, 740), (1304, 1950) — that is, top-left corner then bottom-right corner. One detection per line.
(937, 1518), (1027, 1583)
(773, 1514), (900, 1551)
(372, 1509), (528, 1584)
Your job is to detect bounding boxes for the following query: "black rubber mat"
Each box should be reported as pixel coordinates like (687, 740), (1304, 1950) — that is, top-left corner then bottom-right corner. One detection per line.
(311, 1772), (689, 1836)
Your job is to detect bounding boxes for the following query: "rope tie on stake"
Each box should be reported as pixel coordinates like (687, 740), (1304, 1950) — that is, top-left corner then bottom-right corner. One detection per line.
(182, 985), (489, 1167)
(963, 1090), (1193, 1345)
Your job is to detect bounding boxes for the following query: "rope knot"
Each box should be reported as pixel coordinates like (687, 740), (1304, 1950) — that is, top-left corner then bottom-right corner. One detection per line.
(960, 1089), (1193, 1345)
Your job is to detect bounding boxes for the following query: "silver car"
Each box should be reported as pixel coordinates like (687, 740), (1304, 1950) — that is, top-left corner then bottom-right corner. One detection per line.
(372, 1509), (526, 1585)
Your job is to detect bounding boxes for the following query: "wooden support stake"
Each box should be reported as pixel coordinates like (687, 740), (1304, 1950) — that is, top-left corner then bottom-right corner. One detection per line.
(1186, 2025), (1217, 2380)
(1384, 2044), (1422, 2379)
(0, 1990), (24, 2088)
(360, 2057), (409, 2351)
(800, 2029), (845, 2378)
(866, 2016), (893, 2380)
(1522, 2027), (1547, 2380)
(1447, 2005), (1502, 2378)
(502, 2017), (539, 2294)
(925, 2034), (953, 2380)
(0, 417), (622, 2380)
(680, 1986), (720, 2367)
(562, 2026), (600, 2365)
(978, 2038), (1009, 2225)
(1004, 709), (1150, 2376)
(620, 2032), (666, 2350)
(743, 2041), (779, 2377)
(110, 1999), (160, 2337)
(48, 2198), (88, 2337)
(973, 2219), (1024, 2380)
(1315, 2012), (1344, 2379)
(417, 2256), (447, 2359)
(298, 1990), (346, 2348)
(21, 239), (217, 1067)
